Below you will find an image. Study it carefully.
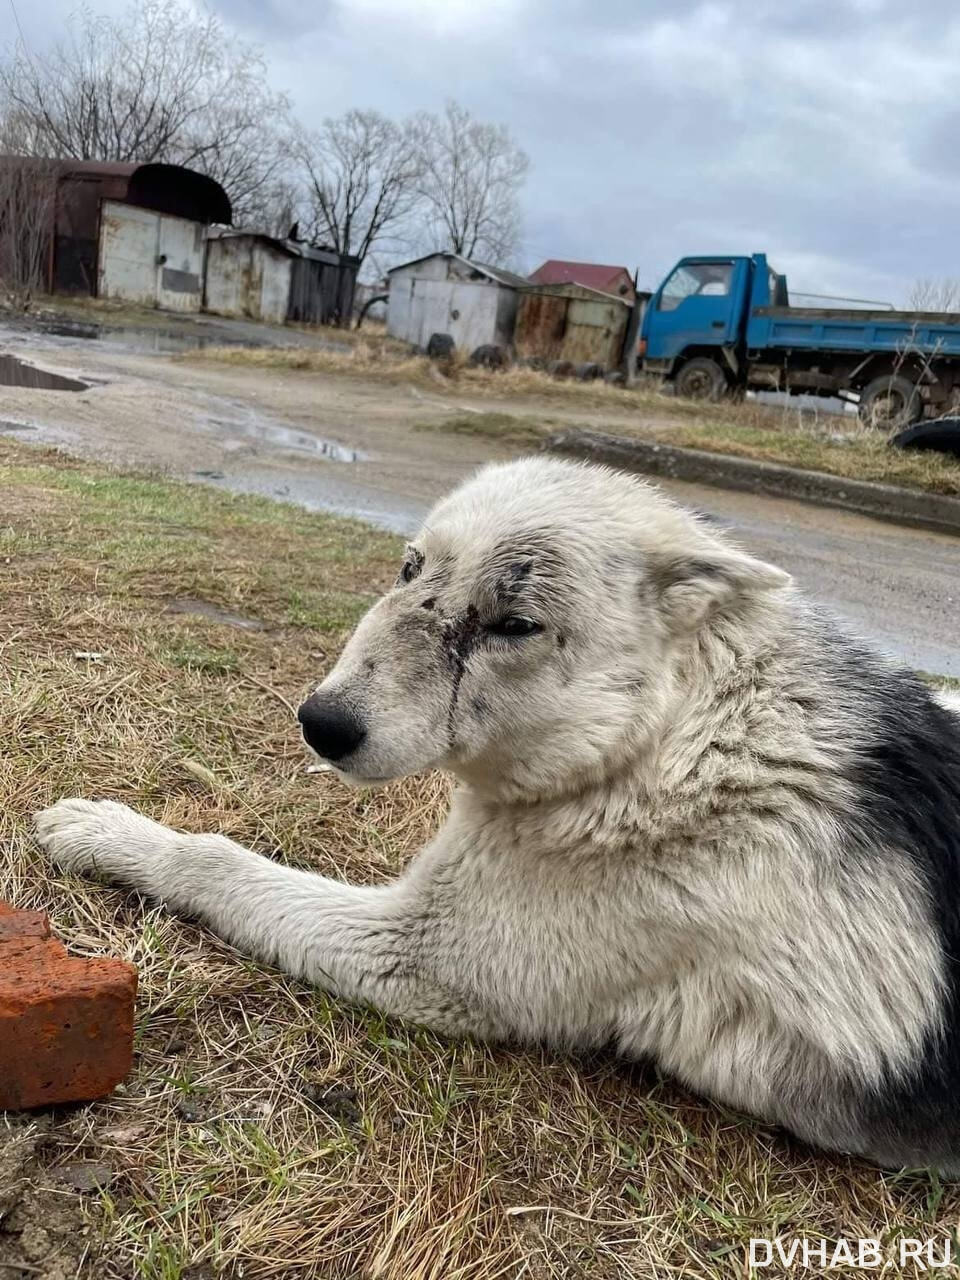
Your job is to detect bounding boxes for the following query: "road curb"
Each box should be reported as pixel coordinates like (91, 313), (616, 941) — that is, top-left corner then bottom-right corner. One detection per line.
(545, 428), (960, 538)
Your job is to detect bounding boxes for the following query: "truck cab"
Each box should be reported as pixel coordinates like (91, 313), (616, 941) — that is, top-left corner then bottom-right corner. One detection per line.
(640, 255), (766, 397)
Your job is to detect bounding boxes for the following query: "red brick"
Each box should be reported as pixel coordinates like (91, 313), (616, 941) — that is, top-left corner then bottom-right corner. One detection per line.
(0, 908), (51, 941)
(0, 901), (137, 1110)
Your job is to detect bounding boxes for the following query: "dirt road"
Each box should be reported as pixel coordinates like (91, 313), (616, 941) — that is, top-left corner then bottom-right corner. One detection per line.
(2, 318), (957, 676)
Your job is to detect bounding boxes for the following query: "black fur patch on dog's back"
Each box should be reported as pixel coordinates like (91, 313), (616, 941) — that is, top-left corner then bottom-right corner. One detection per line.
(838, 652), (960, 1167)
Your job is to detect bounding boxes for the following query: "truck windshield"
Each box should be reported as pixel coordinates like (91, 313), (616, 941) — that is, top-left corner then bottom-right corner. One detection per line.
(659, 261), (733, 311)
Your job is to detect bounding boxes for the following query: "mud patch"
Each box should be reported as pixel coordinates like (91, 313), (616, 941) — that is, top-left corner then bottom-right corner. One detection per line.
(0, 355), (88, 392)
(166, 597), (267, 630)
(0, 1114), (90, 1279)
(38, 320), (101, 342)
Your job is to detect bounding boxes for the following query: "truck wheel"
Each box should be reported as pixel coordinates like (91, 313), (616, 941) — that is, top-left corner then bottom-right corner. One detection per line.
(858, 374), (921, 430)
(674, 358), (728, 401)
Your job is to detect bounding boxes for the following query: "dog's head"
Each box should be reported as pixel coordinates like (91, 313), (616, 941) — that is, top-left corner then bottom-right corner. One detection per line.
(298, 458), (790, 796)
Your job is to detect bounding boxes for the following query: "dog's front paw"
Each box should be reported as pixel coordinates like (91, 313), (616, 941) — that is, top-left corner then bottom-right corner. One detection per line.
(35, 797), (181, 887)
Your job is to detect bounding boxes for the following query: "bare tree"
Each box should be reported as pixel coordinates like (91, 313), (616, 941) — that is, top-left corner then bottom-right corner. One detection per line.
(907, 278), (960, 312)
(412, 101), (529, 265)
(247, 174), (301, 242)
(0, 0), (292, 227)
(0, 156), (56, 308)
(294, 110), (421, 269)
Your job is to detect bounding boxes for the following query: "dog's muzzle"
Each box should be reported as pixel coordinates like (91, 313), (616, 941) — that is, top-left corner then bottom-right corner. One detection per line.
(298, 695), (366, 762)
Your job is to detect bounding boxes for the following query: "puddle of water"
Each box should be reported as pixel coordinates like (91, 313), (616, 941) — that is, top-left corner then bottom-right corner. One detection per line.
(0, 354), (88, 392)
(165, 598), (266, 630)
(40, 320), (102, 341)
(69, 322), (308, 356)
(27, 317), (273, 355)
(101, 329), (260, 355)
(203, 412), (364, 462)
(30, 317), (350, 356)
(6, 313), (352, 362)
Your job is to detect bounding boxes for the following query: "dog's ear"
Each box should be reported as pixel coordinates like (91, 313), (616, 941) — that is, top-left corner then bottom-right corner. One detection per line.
(653, 548), (791, 633)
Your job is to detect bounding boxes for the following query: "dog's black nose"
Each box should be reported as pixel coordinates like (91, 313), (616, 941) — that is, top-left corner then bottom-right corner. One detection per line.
(297, 696), (366, 761)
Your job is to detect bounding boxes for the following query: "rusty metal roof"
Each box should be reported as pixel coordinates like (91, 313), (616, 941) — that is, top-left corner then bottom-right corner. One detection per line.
(519, 280), (633, 307)
(469, 259), (531, 289)
(208, 228), (298, 257)
(387, 251), (528, 289)
(56, 160), (140, 180)
(46, 159), (232, 224)
(289, 242), (361, 267)
(529, 259), (633, 294)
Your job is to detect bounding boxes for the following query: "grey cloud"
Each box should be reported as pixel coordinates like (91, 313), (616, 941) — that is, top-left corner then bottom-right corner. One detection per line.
(12, 0), (960, 301)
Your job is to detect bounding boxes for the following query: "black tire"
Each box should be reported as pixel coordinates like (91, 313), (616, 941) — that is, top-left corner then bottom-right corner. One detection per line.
(891, 417), (960, 459)
(674, 357), (728, 401)
(858, 374), (921, 430)
(426, 332), (455, 360)
(469, 343), (508, 370)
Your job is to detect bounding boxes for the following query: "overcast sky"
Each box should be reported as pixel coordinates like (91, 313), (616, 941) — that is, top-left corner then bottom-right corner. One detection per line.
(13, 0), (960, 302)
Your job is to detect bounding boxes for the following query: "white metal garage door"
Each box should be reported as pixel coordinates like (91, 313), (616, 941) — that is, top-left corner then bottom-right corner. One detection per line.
(98, 201), (205, 312)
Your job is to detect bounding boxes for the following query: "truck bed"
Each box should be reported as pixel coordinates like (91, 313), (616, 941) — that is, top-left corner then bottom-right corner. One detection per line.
(748, 306), (960, 356)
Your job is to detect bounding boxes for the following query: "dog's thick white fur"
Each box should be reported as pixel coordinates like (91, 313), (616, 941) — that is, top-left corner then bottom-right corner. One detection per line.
(36, 458), (960, 1172)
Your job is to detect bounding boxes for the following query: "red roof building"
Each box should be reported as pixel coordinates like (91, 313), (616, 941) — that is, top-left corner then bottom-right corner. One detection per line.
(528, 259), (635, 300)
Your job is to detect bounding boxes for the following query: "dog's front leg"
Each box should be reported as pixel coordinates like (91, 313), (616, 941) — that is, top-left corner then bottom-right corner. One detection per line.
(34, 798), (483, 1035)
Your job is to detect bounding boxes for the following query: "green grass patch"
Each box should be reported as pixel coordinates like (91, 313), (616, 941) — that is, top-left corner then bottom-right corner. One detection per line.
(415, 405), (960, 497)
(415, 411), (552, 449)
(2, 436), (959, 1278)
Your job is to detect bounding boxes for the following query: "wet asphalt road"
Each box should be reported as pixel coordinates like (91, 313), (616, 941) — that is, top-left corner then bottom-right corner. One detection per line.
(2, 321), (957, 676)
(211, 464), (960, 677)
(653, 478), (959, 678)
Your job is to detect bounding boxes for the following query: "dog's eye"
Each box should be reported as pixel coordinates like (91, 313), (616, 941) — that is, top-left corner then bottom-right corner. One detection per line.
(400, 559), (421, 584)
(487, 616), (543, 638)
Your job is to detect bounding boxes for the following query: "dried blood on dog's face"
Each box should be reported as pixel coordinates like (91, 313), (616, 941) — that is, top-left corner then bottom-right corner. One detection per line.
(307, 488), (670, 790)
(310, 539), (569, 783)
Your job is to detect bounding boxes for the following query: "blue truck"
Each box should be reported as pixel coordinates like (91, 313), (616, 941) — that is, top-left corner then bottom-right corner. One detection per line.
(639, 253), (960, 427)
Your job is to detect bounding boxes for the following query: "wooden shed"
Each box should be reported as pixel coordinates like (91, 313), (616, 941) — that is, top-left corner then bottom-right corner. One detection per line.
(287, 243), (360, 326)
(514, 282), (634, 369)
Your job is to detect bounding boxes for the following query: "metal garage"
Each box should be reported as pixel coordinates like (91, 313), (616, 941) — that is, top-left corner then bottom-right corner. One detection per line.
(5, 159), (232, 301)
(387, 252), (528, 352)
(204, 231), (296, 325)
(98, 201), (209, 311)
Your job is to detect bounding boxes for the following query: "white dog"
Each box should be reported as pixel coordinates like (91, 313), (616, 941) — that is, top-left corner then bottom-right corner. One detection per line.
(36, 457), (960, 1173)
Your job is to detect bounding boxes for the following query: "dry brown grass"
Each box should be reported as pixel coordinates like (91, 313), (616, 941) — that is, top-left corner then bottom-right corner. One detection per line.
(190, 343), (960, 495)
(21, 293), (205, 332)
(2, 439), (959, 1278)
(651, 420), (960, 495)
(287, 318), (409, 356)
(416, 409), (960, 497)
(186, 343), (645, 410)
